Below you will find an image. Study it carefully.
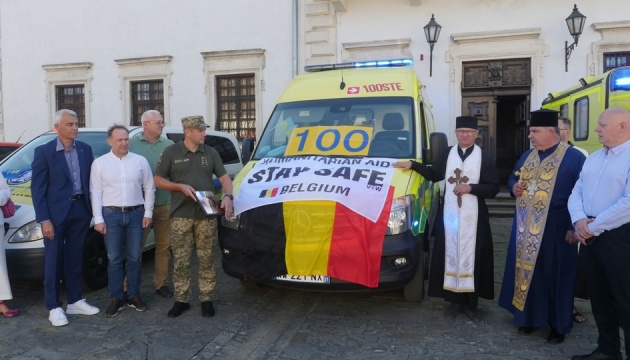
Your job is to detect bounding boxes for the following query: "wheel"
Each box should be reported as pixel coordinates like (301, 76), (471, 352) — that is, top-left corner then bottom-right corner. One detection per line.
(423, 248), (430, 281)
(423, 232), (432, 280)
(83, 231), (108, 290)
(403, 250), (425, 302)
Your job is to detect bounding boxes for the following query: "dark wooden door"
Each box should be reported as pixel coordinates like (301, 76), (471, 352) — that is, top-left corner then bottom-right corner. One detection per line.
(462, 96), (496, 160)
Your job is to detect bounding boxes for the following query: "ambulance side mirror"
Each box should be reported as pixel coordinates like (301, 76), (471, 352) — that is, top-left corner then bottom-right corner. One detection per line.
(241, 137), (256, 165)
(425, 132), (448, 164)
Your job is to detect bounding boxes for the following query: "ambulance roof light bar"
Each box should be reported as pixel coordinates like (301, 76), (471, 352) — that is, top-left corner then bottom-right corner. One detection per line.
(304, 58), (413, 72)
(611, 67), (630, 91)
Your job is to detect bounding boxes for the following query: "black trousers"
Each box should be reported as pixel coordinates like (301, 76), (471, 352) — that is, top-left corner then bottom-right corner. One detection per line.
(584, 222), (630, 356)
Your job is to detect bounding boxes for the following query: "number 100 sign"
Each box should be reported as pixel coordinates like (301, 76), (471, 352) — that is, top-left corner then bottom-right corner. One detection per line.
(285, 126), (373, 156)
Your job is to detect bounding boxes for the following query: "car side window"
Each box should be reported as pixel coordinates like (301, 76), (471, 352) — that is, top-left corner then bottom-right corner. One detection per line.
(76, 133), (110, 159)
(205, 135), (240, 164)
(167, 133), (184, 143)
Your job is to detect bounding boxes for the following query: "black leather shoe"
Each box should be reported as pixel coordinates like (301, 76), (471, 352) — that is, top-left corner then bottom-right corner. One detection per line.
(443, 302), (459, 319)
(546, 328), (565, 344)
(201, 301), (215, 318)
(571, 348), (622, 360)
(155, 286), (174, 298)
(463, 307), (482, 322)
(518, 326), (534, 334)
(167, 301), (190, 318)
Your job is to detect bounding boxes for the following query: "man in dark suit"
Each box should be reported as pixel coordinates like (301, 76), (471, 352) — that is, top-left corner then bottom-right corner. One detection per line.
(31, 109), (100, 327)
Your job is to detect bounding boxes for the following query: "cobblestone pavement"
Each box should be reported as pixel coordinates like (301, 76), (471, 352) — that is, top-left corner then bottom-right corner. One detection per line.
(0, 218), (620, 360)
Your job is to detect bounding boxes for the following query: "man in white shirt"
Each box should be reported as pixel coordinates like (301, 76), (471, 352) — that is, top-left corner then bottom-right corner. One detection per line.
(569, 108), (630, 360)
(90, 125), (155, 318)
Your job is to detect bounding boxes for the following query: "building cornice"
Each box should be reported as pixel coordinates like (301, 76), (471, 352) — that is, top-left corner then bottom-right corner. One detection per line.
(342, 38), (411, 51)
(452, 28), (541, 43)
(592, 20), (630, 32)
(201, 49), (265, 59)
(114, 55), (172, 66)
(42, 62), (92, 71)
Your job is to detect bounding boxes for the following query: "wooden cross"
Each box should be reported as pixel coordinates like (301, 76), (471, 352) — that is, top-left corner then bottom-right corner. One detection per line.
(448, 168), (469, 208)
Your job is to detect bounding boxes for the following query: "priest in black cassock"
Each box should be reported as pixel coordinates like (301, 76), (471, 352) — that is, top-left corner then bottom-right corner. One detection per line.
(498, 109), (586, 345)
(394, 115), (499, 321)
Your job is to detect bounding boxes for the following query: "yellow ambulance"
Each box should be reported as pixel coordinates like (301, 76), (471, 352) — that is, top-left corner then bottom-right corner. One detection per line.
(541, 66), (630, 154)
(219, 59), (447, 301)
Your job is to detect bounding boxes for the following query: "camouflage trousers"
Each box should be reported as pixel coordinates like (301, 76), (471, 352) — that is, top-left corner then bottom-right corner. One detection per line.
(170, 217), (217, 303)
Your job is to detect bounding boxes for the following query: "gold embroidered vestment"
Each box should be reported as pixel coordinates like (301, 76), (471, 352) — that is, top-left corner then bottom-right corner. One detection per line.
(512, 143), (568, 311)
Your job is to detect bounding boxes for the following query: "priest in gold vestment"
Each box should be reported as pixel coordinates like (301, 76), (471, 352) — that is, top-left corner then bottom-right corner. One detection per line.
(499, 109), (586, 344)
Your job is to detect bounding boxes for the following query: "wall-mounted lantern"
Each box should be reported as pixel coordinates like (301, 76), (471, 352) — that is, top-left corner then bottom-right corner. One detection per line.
(424, 14), (442, 77)
(565, 4), (587, 72)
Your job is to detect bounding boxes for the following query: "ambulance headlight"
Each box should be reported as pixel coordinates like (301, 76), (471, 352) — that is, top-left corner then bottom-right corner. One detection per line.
(8, 220), (44, 243)
(386, 195), (412, 235)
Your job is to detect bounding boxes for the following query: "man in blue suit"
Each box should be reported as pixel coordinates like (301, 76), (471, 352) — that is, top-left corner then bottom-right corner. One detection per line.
(31, 109), (100, 326)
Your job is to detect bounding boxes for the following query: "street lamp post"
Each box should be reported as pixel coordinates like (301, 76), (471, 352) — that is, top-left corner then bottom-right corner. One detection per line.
(424, 14), (442, 77)
(565, 4), (587, 72)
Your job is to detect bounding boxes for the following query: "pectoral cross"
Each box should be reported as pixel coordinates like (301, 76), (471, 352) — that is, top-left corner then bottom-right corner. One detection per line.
(515, 167), (536, 197)
(527, 180), (537, 197)
(448, 168), (469, 208)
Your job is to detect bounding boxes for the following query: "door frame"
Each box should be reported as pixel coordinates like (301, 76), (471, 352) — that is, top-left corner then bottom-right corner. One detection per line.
(446, 27), (548, 142)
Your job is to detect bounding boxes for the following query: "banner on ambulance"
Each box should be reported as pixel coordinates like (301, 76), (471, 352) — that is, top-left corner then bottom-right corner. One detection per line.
(234, 156), (395, 222)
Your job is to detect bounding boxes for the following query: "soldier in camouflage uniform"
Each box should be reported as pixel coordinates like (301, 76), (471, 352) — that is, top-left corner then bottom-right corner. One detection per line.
(154, 116), (234, 318)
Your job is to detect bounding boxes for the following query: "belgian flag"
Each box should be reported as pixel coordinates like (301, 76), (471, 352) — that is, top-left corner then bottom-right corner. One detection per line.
(241, 187), (394, 288)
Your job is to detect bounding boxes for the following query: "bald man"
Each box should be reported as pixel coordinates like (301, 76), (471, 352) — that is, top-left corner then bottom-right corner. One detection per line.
(568, 108), (630, 360)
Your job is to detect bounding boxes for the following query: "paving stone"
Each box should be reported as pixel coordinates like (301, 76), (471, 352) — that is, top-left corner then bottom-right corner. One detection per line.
(2, 216), (625, 359)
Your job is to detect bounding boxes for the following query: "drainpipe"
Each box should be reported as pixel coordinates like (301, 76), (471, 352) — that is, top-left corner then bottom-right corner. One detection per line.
(292, 0), (299, 77)
(0, 2), (4, 141)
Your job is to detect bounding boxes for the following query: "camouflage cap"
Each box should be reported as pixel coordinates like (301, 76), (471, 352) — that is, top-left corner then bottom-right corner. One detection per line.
(181, 115), (208, 130)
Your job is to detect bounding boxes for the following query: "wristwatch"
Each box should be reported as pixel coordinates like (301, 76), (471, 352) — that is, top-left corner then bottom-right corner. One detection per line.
(222, 194), (234, 201)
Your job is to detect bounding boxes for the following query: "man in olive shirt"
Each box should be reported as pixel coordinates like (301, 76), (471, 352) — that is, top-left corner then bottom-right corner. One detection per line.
(129, 110), (175, 298)
(154, 116), (233, 318)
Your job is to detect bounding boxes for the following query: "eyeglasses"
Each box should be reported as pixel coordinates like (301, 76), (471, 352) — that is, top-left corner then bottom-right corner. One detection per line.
(149, 121), (165, 126)
(455, 130), (477, 135)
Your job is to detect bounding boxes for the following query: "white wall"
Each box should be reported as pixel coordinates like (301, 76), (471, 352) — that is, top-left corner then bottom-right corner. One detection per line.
(1, 0), (628, 144)
(330, 0), (627, 139)
(0, 0), (294, 142)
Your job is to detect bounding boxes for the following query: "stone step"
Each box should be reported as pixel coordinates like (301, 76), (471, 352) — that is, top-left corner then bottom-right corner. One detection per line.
(490, 208), (515, 218)
(488, 191), (515, 218)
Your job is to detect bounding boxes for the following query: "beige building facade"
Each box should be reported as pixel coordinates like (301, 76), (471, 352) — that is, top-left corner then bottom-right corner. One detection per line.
(0, 0), (628, 178)
(301, 0), (629, 178)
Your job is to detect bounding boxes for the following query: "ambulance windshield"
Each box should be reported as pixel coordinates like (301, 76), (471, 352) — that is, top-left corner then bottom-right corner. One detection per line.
(254, 97), (415, 159)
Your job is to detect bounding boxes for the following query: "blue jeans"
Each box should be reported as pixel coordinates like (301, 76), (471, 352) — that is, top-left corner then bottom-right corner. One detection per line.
(102, 206), (144, 300)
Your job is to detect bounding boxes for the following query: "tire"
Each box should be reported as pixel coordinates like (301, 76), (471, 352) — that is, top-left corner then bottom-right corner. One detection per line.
(83, 231), (108, 290)
(421, 217), (434, 281)
(424, 246), (430, 281)
(403, 249), (425, 302)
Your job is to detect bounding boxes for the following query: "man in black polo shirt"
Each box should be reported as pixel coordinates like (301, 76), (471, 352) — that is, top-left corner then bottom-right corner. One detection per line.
(154, 116), (234, 318)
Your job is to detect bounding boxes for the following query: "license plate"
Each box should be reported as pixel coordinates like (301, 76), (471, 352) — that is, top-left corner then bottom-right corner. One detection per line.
(274, 274), (330, 284)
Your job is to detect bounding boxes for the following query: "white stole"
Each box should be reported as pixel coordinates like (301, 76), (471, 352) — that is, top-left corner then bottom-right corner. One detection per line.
(442, 145), (481, 292)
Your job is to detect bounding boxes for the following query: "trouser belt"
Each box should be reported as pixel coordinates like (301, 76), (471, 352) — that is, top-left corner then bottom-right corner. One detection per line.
(104, 205), (144, 212)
